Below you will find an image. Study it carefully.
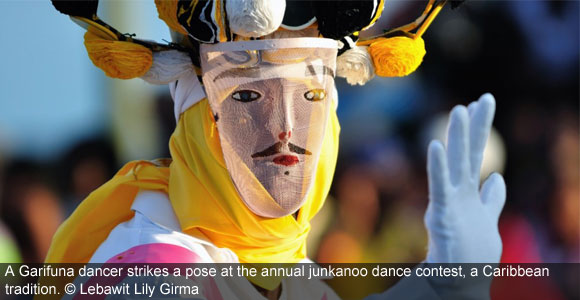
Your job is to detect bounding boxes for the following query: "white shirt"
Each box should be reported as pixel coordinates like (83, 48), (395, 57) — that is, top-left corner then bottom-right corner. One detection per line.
(89, 190), (339, 300)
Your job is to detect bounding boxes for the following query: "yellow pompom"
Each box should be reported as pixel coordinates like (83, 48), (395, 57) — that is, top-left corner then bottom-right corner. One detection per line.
(154, 0), (188, 35)
(368, 36), (426, 77)
(84, 31), (153, 79)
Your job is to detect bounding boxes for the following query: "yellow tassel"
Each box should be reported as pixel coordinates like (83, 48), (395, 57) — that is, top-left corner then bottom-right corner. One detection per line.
(155, 0), (188, 35)
(368, 36), (426, 77)
(84, 31), (153, 79)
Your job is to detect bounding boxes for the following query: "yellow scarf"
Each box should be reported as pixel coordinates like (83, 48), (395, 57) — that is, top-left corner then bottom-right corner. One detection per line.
(45, 99), (339, 287)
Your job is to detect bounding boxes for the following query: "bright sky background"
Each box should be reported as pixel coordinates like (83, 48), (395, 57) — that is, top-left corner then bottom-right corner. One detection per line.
(0, 0), (170, 160)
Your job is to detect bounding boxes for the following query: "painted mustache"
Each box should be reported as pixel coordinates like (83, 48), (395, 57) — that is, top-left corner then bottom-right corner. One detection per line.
(251, 142), (312, 158)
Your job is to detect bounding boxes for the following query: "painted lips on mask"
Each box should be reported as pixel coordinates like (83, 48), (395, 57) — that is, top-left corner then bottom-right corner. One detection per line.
(251, 142), (312, 166)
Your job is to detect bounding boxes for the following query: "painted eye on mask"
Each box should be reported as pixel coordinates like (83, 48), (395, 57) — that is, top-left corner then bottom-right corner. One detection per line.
(231, 90), (262, 102)
(304, 89), (326, 102)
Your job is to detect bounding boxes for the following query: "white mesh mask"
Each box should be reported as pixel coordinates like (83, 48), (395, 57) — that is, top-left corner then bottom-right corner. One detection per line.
(201, 38), (338, 218)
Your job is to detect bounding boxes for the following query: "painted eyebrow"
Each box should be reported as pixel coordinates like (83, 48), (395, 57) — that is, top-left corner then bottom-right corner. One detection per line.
(213, 64), (335, 82)
(213, 67), (262, 82)
(306, 65), (335, 78)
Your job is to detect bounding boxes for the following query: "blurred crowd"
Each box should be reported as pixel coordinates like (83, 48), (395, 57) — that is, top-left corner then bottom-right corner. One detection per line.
(313, 0), (579, 265)
(0, 1), (577, 298)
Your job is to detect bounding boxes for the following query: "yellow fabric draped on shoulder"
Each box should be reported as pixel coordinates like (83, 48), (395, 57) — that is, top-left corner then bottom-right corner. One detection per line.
(44, 160), (170, 263)
(45, 99), (340, 289)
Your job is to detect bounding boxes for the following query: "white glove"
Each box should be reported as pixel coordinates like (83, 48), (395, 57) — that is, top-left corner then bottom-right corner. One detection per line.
(425, 93), (506, 263)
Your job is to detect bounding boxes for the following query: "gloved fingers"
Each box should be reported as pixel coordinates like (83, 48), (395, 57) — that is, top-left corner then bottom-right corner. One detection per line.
(428, 140), (451, 202)
(446, 105), (470, 186)
(467, 100), (478, 117)
(469, 93), (496, 181)
(480, 172), (506, 220)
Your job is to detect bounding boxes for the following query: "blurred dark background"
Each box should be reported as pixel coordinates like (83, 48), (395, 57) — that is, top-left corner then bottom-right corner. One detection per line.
(0, 1), (578, 298)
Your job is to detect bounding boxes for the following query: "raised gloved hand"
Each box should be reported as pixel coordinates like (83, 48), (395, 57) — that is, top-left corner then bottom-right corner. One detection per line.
(425, 93), (506, 263)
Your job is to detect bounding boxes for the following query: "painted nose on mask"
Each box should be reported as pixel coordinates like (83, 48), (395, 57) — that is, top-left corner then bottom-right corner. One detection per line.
(272, 87), (294, 141)
(278, 131), (291, 141)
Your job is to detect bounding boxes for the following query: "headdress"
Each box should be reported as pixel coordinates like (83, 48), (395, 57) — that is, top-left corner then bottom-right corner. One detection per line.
(52, 0), (465, 88)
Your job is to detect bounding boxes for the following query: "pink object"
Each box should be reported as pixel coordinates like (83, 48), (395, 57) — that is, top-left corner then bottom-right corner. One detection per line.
(104, 243), (203, 263)
(74, 243), (224, 300)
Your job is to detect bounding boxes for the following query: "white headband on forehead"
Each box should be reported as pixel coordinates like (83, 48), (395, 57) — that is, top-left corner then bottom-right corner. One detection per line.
(201, 38), (337, 53)
(169, 38), (338, 121)
(208, 61), (332, 94)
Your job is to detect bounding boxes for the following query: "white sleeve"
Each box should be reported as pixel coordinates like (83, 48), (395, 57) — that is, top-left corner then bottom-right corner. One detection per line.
(89, 190), (237, 263)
